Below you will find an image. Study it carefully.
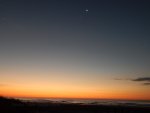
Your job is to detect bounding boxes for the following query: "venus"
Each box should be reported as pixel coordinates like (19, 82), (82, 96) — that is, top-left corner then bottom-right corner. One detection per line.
(85, 9), (89, 12)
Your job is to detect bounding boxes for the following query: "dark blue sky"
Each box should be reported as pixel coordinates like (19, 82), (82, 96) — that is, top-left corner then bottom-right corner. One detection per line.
(0, 0), (150, 99)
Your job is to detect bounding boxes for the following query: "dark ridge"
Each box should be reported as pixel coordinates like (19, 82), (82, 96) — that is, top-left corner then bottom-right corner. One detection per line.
(0, 96), (22, 104)
(0, 97), (150, 113)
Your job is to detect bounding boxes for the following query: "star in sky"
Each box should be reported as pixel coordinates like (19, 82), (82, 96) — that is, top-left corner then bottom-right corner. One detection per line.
(85, 9), (89, 12)
(82, 8), (89, 16)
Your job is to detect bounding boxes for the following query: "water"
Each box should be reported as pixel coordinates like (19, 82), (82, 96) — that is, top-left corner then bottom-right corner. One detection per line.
(18, 98), (150, 107)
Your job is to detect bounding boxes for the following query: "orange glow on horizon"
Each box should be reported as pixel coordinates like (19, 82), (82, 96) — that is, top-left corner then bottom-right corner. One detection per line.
(1, 87), (150, 100)
(0, 70), (150, 101)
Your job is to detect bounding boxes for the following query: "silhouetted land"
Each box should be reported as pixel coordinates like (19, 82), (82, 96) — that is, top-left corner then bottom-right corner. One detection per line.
(0, 96), (150, 113)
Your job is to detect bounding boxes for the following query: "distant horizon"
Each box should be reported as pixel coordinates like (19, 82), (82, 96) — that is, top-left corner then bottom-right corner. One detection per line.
(2, 95), (150, 101)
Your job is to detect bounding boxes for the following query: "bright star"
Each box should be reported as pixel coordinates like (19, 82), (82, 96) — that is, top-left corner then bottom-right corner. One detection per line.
(85, 9), (89, 12)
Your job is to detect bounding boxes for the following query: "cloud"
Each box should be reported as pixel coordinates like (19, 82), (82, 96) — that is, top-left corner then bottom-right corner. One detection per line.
(114, 77), (150, 86)
(131, 77), (150, 86)
(143, 83), (150, 85)
(132, 77), (150, 82)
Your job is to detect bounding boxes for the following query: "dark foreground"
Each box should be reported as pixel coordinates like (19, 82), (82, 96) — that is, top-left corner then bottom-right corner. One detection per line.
(0, 97), (150, 113)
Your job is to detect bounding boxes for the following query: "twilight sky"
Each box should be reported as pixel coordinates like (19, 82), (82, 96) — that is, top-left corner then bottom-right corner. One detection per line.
(0, 0), (150, 100)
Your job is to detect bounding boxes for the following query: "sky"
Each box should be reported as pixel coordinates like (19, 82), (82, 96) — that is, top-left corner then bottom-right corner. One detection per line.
(0, 0), (150, 100)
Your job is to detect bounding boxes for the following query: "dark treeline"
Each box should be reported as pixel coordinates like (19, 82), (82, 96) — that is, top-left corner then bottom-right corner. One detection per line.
(0, 96), (150, 113)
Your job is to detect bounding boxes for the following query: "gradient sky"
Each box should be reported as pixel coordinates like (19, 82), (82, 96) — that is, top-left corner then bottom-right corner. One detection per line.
(0, 0), (150, 100)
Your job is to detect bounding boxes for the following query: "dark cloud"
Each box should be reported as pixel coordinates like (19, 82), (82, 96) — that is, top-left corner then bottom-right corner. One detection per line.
(131, 77), (150, 86)
(132, 77), (150, 85)
(143, 83), (150, 85)
(115, 77), (150, 86)
(132, 77), (150, 82)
